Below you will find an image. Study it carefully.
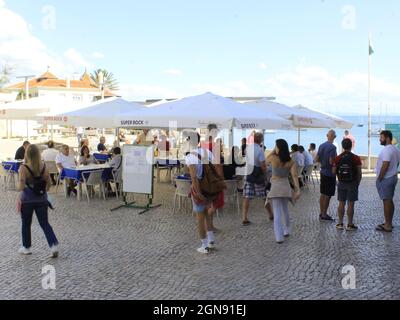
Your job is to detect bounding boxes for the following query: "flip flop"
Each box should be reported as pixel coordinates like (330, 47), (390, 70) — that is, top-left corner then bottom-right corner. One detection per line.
(376, 224), (392, 233)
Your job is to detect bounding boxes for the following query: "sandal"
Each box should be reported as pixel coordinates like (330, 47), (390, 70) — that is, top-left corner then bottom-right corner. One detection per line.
(336, 223), (344, 230)
(242, 220), (251, 226)
(376, 224), (392, 233)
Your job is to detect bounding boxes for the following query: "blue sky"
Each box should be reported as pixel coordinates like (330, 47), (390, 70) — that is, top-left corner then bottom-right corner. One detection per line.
(1, 0), (400, 114)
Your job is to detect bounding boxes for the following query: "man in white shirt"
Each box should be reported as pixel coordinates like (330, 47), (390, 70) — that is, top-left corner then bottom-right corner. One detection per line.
(42, 141), (59, 162)
(376, 130), (400, 233)
(291, 144), (305, 167)
(184, 130), (224, 255)
(56, 145), (78, 196)
(308, 143), (318, 163)
(299, 146), (314, 167)
(42, 141), (60, 185)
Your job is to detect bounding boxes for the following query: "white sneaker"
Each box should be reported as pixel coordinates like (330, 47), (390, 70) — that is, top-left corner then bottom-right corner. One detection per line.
(197, 247), (210, 254)
(50, 245), (59, 258)
(208, 242), (216, 249)
(18, 247), (32, 255)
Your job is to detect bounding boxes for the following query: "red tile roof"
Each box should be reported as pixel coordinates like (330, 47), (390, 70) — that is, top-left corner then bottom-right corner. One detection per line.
(4, 70), (99, 90)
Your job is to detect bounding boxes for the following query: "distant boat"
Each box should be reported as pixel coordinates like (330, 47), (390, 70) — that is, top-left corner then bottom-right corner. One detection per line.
(264, 130), (277, 134)
(371, 128), (382, 137)
(357, 123), (364, 127)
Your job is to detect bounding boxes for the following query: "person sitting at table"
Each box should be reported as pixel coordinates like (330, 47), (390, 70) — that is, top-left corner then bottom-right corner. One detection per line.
(55, 145), (78, 196)
(41, 141), (59, 185)
(135, 129), (151, 146)
(110, 147), (122, 184)
(158, 131), (170, 152)
(15, 141), (30, 161)
(79, 146), (95, 166)
(80, 138), (89, 149)
(97, 137), (108, 153)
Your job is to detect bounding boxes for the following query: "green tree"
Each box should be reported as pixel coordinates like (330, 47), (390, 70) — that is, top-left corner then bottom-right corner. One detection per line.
(90, 69), (119, 91)
(0, 64), (13, 89)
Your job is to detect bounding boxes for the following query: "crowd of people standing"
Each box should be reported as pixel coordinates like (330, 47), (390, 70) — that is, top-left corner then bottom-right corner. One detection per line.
(184, 126), (400, 254)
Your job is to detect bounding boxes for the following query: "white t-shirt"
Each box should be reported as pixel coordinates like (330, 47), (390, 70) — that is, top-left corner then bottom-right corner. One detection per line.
(55, 153), (76, 170)
(376, 145), (400, 179)
(41, 148), (59, 162)
(185, 147), (213, 179)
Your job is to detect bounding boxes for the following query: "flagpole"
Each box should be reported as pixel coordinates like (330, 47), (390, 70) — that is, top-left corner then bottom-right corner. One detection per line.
(368, 34), (372, 171)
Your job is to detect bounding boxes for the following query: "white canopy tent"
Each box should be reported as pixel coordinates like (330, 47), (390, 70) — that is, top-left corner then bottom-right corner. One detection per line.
(46, 97), (145, 128)
(293, 105), (354, 130)
(115, 93), (292, 131)
(0, 96), (84, 139)
(245, 99), (353, 143)
(245, 98), (336, 129)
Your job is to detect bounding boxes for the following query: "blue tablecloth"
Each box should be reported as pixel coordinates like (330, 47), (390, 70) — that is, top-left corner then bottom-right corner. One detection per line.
(2, 161), (21, 174)
(61, 167), (113, 182)
(156, 159), (181, 167)
(93, 153), (111, 162)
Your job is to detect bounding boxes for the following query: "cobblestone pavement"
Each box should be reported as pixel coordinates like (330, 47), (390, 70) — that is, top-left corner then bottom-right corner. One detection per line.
(0, 176), (399, 300)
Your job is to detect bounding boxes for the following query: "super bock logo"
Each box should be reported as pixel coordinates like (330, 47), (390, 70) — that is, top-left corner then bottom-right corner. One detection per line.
(240, 123), (257, 129)
(120, 120), (145, 126)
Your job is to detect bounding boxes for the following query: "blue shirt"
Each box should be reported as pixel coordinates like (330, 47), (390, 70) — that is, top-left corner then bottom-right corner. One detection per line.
(318, 141), (337, 177)
(97, 143), (106, 152)
(303, 151), (314, 167)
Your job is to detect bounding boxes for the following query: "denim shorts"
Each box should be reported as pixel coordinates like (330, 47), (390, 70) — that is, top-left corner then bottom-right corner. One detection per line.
(376, 175), (398, 200)
(192, 199), (212, 213)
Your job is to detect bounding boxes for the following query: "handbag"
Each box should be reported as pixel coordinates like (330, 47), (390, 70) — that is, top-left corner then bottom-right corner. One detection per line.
(246, 166), (265, 185)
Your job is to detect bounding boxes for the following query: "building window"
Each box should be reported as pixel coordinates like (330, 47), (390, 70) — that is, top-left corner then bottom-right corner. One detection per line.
(73, 94), (83, 101)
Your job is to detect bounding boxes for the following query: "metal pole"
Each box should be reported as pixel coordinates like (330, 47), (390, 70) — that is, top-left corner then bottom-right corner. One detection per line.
(298, 127), (301, 145)
(368, 35), (372, 171)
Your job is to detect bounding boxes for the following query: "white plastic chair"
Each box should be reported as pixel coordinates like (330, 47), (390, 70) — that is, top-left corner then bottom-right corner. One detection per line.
(82, 170), (106, 203)
(0, 163), (17, 190)
(108, 170), (122, 200)
(303, 165), (315, 189)
(296, 165), (305, 188)
(173, 179), (192, 214)
(0, 165), (11, 191)
(223, 180), (241, 216)
(45, 161), (60, 192)
(313, 163), (321, 183)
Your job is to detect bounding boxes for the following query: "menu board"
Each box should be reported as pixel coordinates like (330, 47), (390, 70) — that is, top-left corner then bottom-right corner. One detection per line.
(122, 145), (154, 194)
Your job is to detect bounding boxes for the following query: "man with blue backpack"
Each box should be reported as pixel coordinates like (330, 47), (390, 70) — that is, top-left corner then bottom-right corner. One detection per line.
(332, 138), (363, 231)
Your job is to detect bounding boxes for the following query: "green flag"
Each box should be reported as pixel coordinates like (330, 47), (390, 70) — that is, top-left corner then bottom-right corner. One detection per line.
(369, 41), (374, 55)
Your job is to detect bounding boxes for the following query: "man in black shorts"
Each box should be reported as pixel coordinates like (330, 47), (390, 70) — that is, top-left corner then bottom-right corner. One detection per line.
(316, 130), (338, 221)
(333, 139), (362, 231)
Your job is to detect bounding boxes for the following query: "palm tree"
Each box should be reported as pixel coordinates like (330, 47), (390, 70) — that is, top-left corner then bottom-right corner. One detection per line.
(90, 69), (119, 91)
(0, 64), (13, 89)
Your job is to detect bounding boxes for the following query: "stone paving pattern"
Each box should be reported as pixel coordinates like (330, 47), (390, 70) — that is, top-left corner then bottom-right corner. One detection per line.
(0, 176), (399, 300)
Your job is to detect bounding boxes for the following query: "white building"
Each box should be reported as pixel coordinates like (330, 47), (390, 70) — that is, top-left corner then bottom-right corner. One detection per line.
(0, 69), (115, 138)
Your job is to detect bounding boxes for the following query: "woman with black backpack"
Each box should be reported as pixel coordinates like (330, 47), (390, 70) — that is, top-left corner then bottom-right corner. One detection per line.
(17, 144), (59, 258)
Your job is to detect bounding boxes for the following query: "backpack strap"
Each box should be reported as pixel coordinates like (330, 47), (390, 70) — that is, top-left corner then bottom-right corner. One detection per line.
(23, 164), (46, 179)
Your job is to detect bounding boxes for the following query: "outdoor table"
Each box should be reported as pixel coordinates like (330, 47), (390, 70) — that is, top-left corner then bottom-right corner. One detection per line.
(2, 160), (23, 174)
(1, 160), (22, 190)
(60, 164), (113, 201)
(93, 153), (111, 163)
(155, 158), (185, 183)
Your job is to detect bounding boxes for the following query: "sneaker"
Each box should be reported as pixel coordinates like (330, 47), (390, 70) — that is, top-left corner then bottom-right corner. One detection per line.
(346, 224), (359, 232)
(208, 242), (216, 249)
(50, 245), (59, 258)
(197, 247), (210, 254)
(18, 247), (32, 255)
(320, 215), (335, 222)
(336, 223), (344, 230)
(242, 220), (251, 226)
